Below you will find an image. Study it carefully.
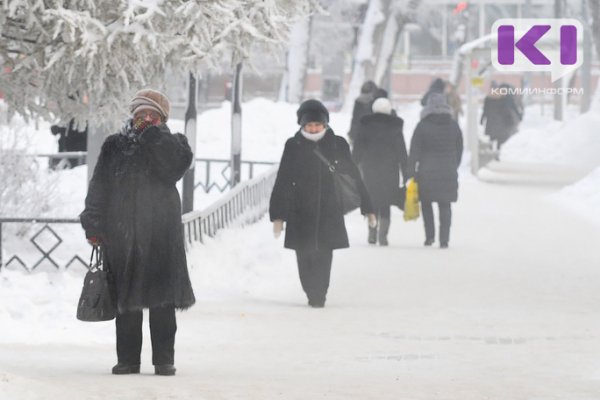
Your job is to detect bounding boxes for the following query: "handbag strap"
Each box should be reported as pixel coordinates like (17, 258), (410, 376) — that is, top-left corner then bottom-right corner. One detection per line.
(89, 246), (98, 271)
(313, 147), (337, 173)
(89, 245), (105, 272)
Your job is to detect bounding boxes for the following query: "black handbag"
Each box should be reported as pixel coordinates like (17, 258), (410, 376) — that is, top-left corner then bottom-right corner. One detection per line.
(76, 246), (116, 322)
(392, 186), (407, 210)
(313, 147), (361, 215)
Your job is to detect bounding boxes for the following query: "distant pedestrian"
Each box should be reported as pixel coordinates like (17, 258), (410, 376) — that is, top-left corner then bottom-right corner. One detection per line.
(80, 89), (195, 376)
(372, 88), (398, 117)
(348, 80), (378, 145)
(480, 82), (523, 149)
(408, 93), (463, 248)
(353, 97), (408, 246)
(420, 78), (446, 107)
(270, 99), (375, 307)
(50, 119), (88, 169)
(444, 82), (463, 121)
(499, 83), (524, 137)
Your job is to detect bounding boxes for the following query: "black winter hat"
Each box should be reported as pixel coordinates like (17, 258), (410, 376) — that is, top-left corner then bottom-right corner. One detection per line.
(296, 99), (329, 126)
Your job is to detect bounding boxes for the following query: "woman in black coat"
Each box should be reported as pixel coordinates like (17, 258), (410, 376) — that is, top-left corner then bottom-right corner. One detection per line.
(270, 99), (375, 308)
(80, 89), (195, 376)
(408, 93), (463, 249)
(353, 97), (408, 246)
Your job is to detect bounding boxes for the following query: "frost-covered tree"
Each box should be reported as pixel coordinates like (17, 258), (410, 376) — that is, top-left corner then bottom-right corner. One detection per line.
(588, 0), (600, 107)
(0, 102), (57, 219)
(279, 0), (361, 104)
(278, 17), (312, 103)
(0, 0), (320, 128)
(343, 0), (422, 111)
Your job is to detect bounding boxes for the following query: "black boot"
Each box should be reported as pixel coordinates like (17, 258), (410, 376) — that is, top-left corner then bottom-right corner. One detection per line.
(112, 363), (140, 375)
(308, 300), (325, 308)
(155, 364), (176, 376)
(378, 218), (390, 246)
(368, 226), (377, 244)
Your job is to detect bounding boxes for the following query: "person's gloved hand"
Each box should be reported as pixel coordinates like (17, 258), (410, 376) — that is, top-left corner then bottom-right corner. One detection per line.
(87, 236), (102, 246)
(273, 220), (284, 238)
(367, 213), (377, 228)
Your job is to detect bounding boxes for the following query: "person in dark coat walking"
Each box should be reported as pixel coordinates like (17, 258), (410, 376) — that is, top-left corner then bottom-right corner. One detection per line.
(420, 78), (446, 107)
(480, 82), (523, 149)
(80, 89), (195, 376)
(270, 99), (375, 307)
(408, 93), (463, 249)
(348, 81), (378, 145)
(353, 97), (408, 246)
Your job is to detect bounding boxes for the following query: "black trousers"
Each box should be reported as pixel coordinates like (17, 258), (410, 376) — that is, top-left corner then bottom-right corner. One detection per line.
(295, 249), (333, 305)
(115, 306), (177, 366)
(421, 201), (452, 244)
(374, 205), (391, 219)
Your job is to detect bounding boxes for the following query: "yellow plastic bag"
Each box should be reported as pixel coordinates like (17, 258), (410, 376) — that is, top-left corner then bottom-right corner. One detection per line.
(403, 178), (420, 221)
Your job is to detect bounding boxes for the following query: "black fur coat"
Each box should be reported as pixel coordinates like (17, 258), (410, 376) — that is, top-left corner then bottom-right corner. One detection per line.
(80, 122), (195, 312)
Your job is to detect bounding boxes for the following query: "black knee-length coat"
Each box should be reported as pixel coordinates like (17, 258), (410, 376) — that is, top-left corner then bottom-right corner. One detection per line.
(80, 122), (195, 313)
(407, 113), (463, 203)
(352, 113), (408, 209)
(269, 129), (373, 252)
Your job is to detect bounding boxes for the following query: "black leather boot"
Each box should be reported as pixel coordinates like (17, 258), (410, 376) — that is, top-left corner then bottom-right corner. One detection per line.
(155, 364), (176, 376)
(112, 363), (140, 375)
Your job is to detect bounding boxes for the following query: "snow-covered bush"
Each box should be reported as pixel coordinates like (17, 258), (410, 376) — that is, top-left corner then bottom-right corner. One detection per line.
(0, 102), (57, 221)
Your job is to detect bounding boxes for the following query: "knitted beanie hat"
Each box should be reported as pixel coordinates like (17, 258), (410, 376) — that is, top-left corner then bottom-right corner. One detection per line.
(129, 89), (171, 121)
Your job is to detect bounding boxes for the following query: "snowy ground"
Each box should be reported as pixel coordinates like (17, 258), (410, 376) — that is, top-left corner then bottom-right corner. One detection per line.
(1, 173), (600, 399)
(1, 98), (599, 399)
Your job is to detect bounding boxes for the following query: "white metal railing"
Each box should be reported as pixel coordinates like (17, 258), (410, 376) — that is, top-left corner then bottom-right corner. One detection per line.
(181, 164), (278, 245)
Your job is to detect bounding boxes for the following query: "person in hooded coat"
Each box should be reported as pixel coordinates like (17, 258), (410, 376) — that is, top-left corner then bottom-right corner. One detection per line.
(348, 80), (378, 145)
(420, 77), (446, 107)
(352, 97), (408, 246)
(480, 82), (523, 149)
(80, 89), (195, 376)
(270, 99), (375, 307)
(408, 93), (463, 248)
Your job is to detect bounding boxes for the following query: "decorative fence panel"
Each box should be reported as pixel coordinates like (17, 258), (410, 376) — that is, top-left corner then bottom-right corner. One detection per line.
(0, 165), (279, 271)
(0, 218), (88, 272)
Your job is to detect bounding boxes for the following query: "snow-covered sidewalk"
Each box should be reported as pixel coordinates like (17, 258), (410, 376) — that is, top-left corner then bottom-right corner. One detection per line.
(1, 168), (599, 400)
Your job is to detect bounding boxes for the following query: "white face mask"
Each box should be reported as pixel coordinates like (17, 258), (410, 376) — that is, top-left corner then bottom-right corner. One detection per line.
(301, 128), (327, 142)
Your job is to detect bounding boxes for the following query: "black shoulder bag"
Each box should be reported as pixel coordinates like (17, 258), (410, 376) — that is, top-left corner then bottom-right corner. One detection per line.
(313, 146), (361, 215)
(77, 246), (117, 322)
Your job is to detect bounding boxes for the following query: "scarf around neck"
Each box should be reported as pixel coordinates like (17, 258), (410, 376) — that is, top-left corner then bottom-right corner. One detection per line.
(301, 128), (327, 142)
